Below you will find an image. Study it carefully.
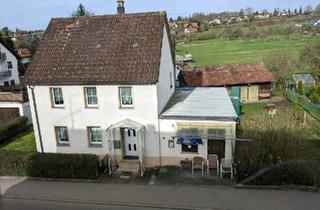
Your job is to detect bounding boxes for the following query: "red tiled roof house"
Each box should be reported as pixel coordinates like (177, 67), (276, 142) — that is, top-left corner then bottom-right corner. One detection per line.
(182, 64), (274, 102)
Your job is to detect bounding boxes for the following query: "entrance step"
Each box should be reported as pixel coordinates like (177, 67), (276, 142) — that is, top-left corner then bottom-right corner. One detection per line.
(118, 159), (140, 175)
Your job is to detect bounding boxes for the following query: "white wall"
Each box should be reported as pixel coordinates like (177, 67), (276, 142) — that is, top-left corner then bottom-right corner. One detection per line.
(159, 119), (237, 165)
(0, 43), (20, 85)
(28, 85), (161, 159)
(157, 25), (175, 114)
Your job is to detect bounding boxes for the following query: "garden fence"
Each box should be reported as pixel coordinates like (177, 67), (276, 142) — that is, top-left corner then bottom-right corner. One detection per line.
(287, 90), (320, 121)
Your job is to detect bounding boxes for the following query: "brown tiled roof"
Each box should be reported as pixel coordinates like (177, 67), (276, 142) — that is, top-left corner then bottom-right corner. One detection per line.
(182, 22), (199, 28)
(23, 12), (171, 85)
(182, 64), (274, 86)
(17, 48), (32, 58)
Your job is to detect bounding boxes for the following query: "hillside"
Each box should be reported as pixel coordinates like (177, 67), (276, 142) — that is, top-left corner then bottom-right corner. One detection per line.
(176, 34), (320, 66)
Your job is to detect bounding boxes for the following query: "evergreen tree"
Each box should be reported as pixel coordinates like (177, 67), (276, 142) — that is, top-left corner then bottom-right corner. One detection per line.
(299, 6), (303, 15)
(71, 3), (94, 17)
(294, 8), (297, 14)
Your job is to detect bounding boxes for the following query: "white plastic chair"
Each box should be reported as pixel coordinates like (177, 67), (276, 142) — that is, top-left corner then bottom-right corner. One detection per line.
(220, 158), (233, 179)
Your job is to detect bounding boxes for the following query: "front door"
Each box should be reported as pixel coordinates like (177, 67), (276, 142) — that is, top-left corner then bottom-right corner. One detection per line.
(208, 139), (225, 161)
(124, 128), (139, 157)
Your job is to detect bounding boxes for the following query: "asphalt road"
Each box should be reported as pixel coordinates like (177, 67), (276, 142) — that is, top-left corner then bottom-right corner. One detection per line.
(1, 197), (172, 210)
(1, 177), (320, 210)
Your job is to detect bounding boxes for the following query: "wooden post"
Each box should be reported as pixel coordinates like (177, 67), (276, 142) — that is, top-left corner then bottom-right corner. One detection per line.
(304, 110), (307, 126)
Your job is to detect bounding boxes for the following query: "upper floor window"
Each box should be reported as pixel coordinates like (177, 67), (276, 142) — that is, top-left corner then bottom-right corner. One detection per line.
(84, 87), (98, 107)
(87, 127), (102, 145)
(51, 87), (64, 107)
(7, 61), (13, 69)
(55, 126), (69, 145)
(119, 87), (133, 107)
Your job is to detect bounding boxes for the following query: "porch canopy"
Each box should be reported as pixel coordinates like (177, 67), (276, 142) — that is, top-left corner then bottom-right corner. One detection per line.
(106, 118), (146, 177)
(106, 118), (144, 131)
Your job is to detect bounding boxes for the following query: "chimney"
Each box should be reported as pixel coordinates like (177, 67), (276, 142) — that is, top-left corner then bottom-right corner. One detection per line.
(117, 0), (125, 14)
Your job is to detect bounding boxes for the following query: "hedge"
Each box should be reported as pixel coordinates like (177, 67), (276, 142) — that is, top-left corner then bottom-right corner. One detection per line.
(0, 117), (29, 143)
(245, 161), (320, 187)
(0, 150), (104, 179)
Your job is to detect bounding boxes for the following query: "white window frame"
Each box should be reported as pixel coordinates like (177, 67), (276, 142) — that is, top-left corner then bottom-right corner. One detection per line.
(88, 127), (102, 145)
(119, 87), (134, 108)
(51, 87), (64, 108)
(84, 87), (98, 108)
(55, 126), (69, 145)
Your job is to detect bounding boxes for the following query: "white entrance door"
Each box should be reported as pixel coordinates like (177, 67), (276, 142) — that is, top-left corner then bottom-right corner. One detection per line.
(124, 128), (139, 157)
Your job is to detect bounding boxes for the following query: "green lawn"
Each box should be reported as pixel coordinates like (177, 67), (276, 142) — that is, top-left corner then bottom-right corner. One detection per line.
(0, 130), (36, 153)
(176, 35), (320, 66)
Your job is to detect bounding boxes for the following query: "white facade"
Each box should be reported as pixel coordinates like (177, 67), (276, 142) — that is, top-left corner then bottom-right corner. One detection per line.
(28, 25), (175, 167)
(0, 42), (20, 86)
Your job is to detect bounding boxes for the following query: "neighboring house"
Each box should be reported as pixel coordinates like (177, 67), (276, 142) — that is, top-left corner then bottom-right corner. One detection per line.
(0, 39), (20, 86)
(0, 86), (31, 124)
(168, 22), (178, 30)
(181, 64), (274, 102)
(17, 48), (33, 64)
(292, 74), (316, 89)
(23, 11), (238, 176)
(209, 19), (221, 26)
(0, 39), (30, 123)
(183, 22), (199, 33)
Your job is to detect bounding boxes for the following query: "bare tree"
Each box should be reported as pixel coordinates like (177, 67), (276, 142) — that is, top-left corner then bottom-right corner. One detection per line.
(304, 5), (313, 15)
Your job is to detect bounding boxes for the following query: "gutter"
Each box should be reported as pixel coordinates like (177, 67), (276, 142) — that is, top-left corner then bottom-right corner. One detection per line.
(28, 85), (44, 153)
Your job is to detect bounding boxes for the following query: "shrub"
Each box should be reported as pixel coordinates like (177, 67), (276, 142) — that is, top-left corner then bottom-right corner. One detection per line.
(0, 150), (30, 176)
(0, 150), (103, 179)
(248, 161), (320, 187)
(236, 113), (307, 184)
(0, 117), (29, 143)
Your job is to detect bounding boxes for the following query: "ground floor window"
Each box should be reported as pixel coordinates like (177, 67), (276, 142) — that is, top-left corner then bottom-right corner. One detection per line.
(181, 144), (198, 153)
(55, 126), (69, 145)
(87, 127), (102, 145)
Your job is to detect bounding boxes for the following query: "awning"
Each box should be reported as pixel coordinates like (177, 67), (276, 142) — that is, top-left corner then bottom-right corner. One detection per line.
(177, 136), (203, 145)
(106, 119), (144, 131)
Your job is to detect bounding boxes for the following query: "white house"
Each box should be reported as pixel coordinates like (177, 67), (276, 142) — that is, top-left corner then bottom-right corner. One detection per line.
(0, 39), (20, 86)
(24, 11), (238, 176)
(0, 39), (30, 123)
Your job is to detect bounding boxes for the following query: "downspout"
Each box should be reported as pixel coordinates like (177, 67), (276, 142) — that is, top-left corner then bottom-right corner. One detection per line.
(28, 85), (44, 153)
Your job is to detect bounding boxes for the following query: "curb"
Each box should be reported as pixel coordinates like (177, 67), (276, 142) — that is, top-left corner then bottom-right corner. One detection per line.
(234, 184), (319, 192)
(2, 194), (227, 210)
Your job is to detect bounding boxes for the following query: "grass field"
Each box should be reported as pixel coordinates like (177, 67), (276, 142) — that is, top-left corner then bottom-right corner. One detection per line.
(0, 130), (36, 153)
(176, 35), (320, 66)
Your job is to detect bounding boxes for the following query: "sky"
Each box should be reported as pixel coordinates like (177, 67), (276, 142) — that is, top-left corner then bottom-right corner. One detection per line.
(0, 0), (319, 30)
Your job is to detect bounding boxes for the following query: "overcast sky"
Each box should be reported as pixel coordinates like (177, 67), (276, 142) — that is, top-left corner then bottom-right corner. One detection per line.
(1, 0), (319, 30)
